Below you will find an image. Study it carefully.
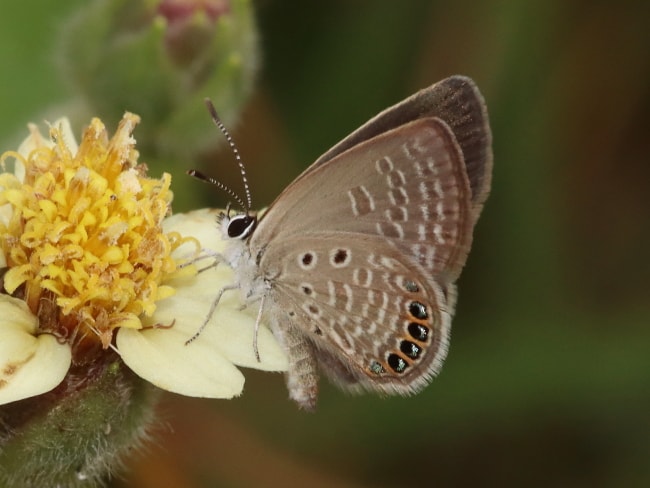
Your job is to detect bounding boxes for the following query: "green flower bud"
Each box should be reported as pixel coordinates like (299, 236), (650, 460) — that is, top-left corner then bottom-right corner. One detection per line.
(57, 0), (259, 161)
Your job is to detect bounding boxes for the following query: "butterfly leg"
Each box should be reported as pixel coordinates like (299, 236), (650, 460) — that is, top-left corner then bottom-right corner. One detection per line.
(267, 318), (319, 411)
(179, 248), (226, 273)
(184, 283), (239, 345)
(252, 294), (265, 362)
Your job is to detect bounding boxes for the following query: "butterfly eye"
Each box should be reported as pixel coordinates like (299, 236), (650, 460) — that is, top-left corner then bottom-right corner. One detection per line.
(227, 214), (257, 239)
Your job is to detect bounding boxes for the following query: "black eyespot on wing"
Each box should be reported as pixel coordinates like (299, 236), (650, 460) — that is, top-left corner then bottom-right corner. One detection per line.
(333, 249), (348, 264)
(408, 323), (430, 342)
(408, 301), (428, 320)
(388, 353), (408, 373)
(400, 340), (422, 359)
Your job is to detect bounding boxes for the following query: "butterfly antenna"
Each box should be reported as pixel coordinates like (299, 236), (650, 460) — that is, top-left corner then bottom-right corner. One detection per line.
(203, 98), (253, 212)
(186, 169), (247, 211)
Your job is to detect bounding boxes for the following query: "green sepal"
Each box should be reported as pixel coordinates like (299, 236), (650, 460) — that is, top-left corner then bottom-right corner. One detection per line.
(0, 355), (160, 487)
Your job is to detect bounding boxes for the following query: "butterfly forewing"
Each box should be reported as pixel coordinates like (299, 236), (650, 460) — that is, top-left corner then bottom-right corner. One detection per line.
(312, 76), (492, 220)
(251, 118), (474, 283)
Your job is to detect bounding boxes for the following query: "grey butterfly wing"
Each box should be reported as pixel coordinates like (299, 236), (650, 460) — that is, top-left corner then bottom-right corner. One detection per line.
(252, 117), (475, 283)
(311, 75), (492, 221)
(250, 118), (475, 396)
(261, 233), (452, 396)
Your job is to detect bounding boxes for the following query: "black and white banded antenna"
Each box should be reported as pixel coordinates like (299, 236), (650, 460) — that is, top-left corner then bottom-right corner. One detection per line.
(186, 98), (253, 214)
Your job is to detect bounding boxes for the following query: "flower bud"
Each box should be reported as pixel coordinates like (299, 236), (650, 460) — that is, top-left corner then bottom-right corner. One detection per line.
(57, 0), (259, 161)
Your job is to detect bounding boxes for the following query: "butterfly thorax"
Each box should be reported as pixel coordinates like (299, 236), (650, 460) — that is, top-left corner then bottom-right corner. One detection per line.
(220, 211), (270, 302)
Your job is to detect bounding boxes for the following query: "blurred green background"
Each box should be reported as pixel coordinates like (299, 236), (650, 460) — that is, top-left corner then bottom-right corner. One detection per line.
(1, 0), (649, 486)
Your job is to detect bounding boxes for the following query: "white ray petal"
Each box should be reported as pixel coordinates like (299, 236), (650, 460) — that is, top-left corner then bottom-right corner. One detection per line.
(0, 296), (71, 405)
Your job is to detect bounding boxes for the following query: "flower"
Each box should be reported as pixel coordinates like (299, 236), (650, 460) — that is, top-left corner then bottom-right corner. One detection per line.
(0, 114), (287, 405)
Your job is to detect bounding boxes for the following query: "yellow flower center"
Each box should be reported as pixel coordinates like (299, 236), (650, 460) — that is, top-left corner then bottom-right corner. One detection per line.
(0, 114), (195, 349)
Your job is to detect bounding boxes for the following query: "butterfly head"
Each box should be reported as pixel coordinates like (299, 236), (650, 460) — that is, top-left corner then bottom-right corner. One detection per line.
(190, 98), (258, 242)
(221, 210), (258, 240)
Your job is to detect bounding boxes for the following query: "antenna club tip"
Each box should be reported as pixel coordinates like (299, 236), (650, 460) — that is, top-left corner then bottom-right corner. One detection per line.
(204, 98), (218, 117)
(187, 169), (208, 181)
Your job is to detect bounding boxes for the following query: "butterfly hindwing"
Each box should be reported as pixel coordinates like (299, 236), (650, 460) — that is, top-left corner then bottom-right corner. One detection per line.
(261, 233), (452, 395)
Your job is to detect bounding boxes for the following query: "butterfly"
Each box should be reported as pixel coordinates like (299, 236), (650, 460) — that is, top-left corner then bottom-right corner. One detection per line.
(190, 75), (492, 410)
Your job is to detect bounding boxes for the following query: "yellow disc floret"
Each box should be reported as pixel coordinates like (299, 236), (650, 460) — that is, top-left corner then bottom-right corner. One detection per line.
(0, 114), (193, 349)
